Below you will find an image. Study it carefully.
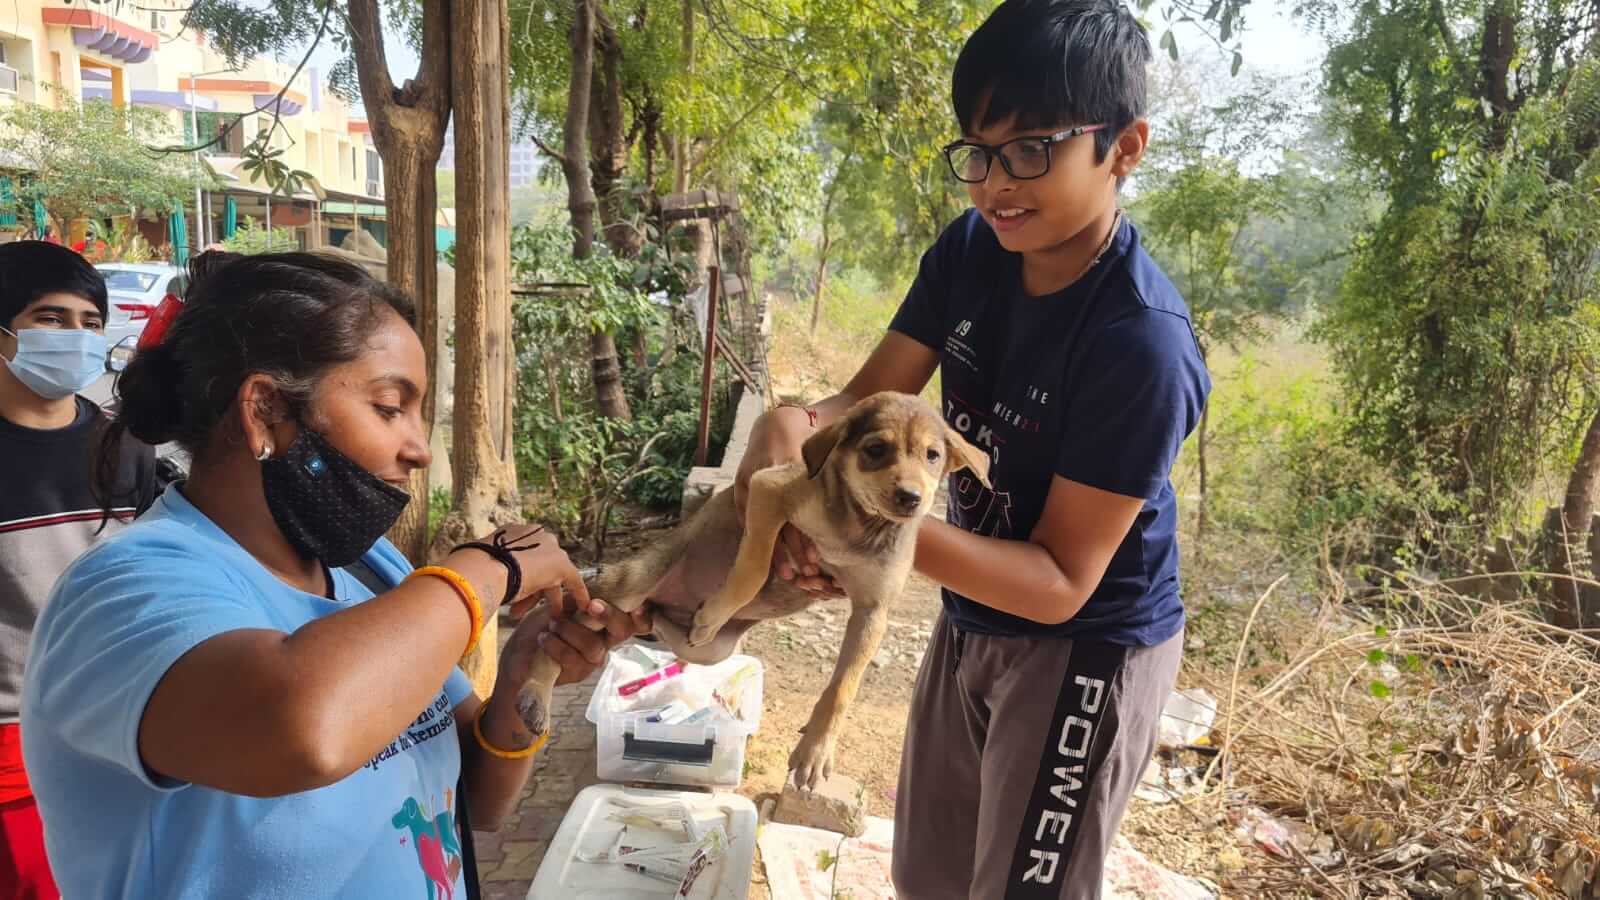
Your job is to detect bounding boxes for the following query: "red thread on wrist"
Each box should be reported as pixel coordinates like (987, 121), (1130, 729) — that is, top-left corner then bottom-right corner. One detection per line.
(777, 403), (818, 428)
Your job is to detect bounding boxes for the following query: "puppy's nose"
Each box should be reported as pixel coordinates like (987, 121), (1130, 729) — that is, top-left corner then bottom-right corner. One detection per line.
(893, 487), (923, 511)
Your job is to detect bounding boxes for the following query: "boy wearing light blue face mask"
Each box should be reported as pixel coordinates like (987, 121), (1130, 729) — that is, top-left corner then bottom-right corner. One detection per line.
(0, 240), (157, 899)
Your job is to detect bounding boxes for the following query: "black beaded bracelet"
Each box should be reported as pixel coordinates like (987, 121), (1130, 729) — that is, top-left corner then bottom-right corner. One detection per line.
(452, 527), (545, 609)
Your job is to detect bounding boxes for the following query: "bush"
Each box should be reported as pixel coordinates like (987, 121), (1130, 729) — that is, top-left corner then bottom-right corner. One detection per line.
(507, 219), (722, 548)
(221, 220), (298, 255)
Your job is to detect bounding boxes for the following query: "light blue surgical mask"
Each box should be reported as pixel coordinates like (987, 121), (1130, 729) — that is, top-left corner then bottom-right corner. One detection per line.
(0, 325), (108, 400)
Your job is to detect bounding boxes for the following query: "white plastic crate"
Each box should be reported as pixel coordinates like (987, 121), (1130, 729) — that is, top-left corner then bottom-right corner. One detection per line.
(528, 783), (758, 899)
(585, 645), (763, 789)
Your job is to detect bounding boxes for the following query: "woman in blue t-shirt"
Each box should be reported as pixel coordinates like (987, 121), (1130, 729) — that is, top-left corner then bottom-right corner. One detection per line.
(20, 251), (647, 900)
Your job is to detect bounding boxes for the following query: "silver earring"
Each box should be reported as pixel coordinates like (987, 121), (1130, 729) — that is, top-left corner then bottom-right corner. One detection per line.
(256, 444), (273, 462)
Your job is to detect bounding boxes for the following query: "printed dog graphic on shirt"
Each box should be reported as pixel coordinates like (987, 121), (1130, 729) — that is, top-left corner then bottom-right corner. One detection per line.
(515, 392), (992, 790)
(392, 795), (462, 900)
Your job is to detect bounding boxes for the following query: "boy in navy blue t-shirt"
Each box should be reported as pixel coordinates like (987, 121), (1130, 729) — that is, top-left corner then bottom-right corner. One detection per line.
(734, 2), (1210, 896)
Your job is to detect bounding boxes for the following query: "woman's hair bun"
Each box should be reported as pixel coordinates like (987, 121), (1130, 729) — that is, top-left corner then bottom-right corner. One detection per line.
(113, 340), (184, 447)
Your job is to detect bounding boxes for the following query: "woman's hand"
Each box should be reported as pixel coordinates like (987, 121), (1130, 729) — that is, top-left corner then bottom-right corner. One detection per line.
(445, 524), (592, 620)
(501, 600), (653, 686)
(735, 408), (844, 597)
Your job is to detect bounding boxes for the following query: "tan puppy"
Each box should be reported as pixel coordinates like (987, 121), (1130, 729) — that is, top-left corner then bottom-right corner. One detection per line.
(516, 392), (990, 788)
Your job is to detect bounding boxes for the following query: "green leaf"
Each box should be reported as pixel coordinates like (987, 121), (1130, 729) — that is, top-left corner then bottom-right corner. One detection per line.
(1403, 654), (1423, 672)
(1374, 625), (1389, 638)
(1367, 649), (1386, 665)
(1369, 681), (1392, 699)
(1160, 29), (1178, 61)
(1220, 12), (1234, 43)
(1231, 51), (1243, 77)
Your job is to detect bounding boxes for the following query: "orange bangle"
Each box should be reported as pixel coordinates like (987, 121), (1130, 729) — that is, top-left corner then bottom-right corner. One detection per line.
(409, 566), (484, 657)
(474, 705), (548, 759)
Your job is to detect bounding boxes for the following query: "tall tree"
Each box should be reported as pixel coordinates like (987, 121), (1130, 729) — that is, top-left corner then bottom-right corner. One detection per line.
(431, 0), (520, 695)
(1137, 75), (1300, 552)
(1304, 0), (1600, 620)
(586, 1), (634, 420)
(346, 0), (452, 564)
(0, 98), (200, 237)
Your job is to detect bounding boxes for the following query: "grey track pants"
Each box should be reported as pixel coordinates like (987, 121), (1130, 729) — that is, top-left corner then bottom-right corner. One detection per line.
(892, 613), (1183, 900)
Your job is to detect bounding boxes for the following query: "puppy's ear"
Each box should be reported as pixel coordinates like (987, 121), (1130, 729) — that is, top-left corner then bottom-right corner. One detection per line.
(801, 419), (846, 478)
(945, 426), (992, 489)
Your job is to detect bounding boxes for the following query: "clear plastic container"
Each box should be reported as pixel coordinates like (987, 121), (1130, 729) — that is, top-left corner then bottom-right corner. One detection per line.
(528, 783), (758, 899)
(585, 646), (764, 789)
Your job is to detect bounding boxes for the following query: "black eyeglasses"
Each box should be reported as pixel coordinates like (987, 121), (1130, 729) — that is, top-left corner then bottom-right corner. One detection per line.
(941, 125), (1109, 183)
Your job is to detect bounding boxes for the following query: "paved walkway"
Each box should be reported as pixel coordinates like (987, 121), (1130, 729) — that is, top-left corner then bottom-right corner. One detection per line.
(472, 673), (603, 900)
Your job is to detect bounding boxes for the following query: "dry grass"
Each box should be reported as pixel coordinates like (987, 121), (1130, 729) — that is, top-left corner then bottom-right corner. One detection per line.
(1184, 569), (1600, 899)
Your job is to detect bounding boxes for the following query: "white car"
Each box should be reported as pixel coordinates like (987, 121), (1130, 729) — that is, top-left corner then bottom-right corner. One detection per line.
(97, 263), (186, 347)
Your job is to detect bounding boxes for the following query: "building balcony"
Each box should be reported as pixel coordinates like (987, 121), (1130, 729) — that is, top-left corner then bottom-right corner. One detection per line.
(41, 6), (158, 65)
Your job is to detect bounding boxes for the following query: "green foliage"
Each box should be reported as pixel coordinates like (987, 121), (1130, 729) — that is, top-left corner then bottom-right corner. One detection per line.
(221, 220), (300, 255)
(507, 220), (727, 545)
(0, 98), (205, 234)
(1309, 2), (1600, 540)
(85, 218), (159, 264)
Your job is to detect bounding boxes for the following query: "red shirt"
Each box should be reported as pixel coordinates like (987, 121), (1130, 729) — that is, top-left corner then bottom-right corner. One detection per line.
(0, 724), (32, 804)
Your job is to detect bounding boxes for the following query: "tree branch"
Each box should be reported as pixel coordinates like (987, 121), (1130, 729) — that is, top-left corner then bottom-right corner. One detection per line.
(1429, 0), (1465, 78)
(531, 133), (570, 166)
(347, 0), (397, 119)
(348, 0), (451, 154)
(688, 72), (792, 178)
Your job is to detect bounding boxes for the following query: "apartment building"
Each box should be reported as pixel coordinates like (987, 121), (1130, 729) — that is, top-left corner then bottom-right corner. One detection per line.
(439, 122), (541, 188)
(0, 1), (387, 253)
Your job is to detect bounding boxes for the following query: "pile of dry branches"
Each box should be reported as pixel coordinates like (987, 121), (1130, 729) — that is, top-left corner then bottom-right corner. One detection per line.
(1205, 578), (1600, 898)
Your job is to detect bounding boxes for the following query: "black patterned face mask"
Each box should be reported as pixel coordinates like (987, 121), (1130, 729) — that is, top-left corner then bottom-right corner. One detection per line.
(261, 428), (411, 568)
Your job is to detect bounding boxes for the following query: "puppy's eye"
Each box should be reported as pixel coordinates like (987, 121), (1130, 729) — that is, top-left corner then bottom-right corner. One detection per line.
(862, 443), (887, 460)
(926, 448), (942, 463)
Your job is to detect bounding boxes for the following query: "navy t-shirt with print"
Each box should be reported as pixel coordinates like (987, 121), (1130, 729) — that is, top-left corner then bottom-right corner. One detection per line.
(890, 209), (1210, 646)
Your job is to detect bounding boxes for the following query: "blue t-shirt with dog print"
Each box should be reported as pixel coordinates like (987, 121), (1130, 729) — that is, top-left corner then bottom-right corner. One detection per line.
(21, 486), (475, 900)
(890, 209), (1210, 646)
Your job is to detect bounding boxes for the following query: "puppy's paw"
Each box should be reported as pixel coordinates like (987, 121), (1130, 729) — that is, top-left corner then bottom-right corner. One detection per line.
(515, 683), (551, 737)
(688, 609), (722, 647)
(787, 732), (836, 792)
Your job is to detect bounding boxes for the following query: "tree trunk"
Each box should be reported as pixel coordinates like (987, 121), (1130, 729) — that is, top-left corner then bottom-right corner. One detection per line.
(809, 233), (831, 337)
(590, 7), (636, 259)
(561, 0), (598, 261)
(588, 4), (637, 421)
(437, 0), (519, 697)
(348, 0), (451, 565)
(809, 176), (840, 337)
(561, 0), (631, 421)
(1545, 405), (1600, 629)
(1479, 0), (1518, 152)
(642, 90), (661, 188)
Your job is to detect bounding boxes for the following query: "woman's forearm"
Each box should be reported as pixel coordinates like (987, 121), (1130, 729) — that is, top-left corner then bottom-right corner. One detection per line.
(459, 675), (541, 829)
(140, 553), (507, 796)
(279, 559), (501, 775)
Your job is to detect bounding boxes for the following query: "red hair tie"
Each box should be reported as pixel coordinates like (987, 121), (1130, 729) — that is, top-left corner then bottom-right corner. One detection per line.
(136, 292), (185, 351)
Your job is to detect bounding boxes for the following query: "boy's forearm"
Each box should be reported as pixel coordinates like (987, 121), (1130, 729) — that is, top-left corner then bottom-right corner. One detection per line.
(753, 391), (860, 446)
(913, 519), (1091, 625)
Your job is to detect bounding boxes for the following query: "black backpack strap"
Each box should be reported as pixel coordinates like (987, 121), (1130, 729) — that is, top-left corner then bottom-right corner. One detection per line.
(457, 773), (482, 900)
